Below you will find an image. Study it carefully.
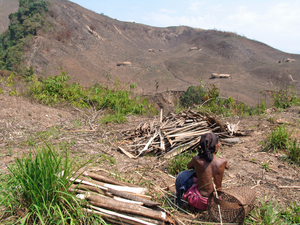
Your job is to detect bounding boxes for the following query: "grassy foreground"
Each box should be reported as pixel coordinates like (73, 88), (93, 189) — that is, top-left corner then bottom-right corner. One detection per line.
(0, 143), (106, 224)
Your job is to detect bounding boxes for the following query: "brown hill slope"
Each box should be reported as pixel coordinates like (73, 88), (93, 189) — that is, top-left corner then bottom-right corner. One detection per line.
(0, 0), (18, 34)
(17, 0), (300, 105)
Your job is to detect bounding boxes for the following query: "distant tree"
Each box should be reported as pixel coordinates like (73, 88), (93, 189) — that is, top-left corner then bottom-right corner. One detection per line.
(0, 0), (50, 73)
(180, 85), (206, 107)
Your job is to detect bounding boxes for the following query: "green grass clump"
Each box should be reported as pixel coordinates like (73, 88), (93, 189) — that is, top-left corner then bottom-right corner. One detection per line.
(246, 199), (300, 224)
(0, 143), (102, 224)
(281, 202), (300, 224)
(263, 125), (300, 165)
(168, 150), (195, 175)
(26, 72), (157, 122)
(264, 125), (291, 152)
(288, 139), (300, 164)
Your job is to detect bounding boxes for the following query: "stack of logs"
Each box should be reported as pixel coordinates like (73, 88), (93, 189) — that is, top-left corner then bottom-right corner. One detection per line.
(70, 171), (175, 225)
(119, 110), (231, 159)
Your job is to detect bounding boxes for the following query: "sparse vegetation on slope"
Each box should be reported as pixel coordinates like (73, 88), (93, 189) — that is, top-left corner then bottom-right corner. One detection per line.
(180, 81), (300, 119)
(26, 72), (157, 122)
(273, 86), (300, 109)
(180, 82), (267, 117)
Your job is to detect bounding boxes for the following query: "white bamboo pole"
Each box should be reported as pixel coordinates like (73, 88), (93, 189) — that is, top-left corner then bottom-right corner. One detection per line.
(212, 178), (223, 225)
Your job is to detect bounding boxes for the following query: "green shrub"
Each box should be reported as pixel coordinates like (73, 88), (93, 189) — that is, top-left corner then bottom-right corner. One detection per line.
(178, 82), (266, 117)
(179, 85), (206, 107)
(264, 125), (291, 152)
(197, 94), (266, 117)
(273, 86), (300, 109)
(26, 72), (157, 122)
(0, 143), (103, 224)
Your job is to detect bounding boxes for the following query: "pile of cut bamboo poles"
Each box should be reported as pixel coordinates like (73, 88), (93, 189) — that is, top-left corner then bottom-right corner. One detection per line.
(70, 171), (175, 225)
(119, 110), (231, 159)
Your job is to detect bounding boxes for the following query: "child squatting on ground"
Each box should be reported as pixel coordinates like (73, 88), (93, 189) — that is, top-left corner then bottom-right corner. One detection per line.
(175, 133), (230, 210)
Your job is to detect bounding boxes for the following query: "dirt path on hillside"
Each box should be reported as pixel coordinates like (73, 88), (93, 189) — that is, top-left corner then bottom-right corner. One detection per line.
(0, 93), (299, 223)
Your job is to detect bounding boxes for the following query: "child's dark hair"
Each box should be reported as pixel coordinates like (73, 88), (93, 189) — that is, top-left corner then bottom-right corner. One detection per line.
(198, 133), (219, 162)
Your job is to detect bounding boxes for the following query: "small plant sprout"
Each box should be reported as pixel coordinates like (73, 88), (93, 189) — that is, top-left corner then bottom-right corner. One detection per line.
(262, 162), (269, 171)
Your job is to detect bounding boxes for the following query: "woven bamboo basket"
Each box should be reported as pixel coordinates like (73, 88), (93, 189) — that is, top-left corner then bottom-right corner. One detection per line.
(207, 186), (256, 225)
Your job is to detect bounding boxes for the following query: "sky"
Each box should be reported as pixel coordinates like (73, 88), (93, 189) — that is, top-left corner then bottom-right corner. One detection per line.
(70, 0), (300, 54)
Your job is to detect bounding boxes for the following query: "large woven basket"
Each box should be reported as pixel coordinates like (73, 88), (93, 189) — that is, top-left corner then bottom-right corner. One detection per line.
(207, 186), (256, 224)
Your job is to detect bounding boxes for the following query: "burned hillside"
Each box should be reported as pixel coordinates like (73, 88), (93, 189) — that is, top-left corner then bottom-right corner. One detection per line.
(0, 0), (298, 106)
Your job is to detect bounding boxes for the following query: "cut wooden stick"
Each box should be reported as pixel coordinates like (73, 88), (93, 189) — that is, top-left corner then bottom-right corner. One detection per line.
(86, 194), (171, 222)
(179, 217), (238, 225)
(164, 121), (208, 135)
(163, 140), (197, 159)
(106, 187), (160, 207)
(137, 131), (159, 157)
(130, 215), (164, 225)
(163, 133), (173, 146)
(113, 196), (143, 205)
(167, 129), (211, 138)
(104, 183), (147, 195)
(71, 176), (147, 195)
(70, 177), (107, 191)
(84, 207), (156, 225)
(119, 146), (137, 159)
(158, 130), (165, 150)
(212, 178), (223, 225)
(82, 171), (139, 187)
(70, 184), (105, 194)
(278, 186), (300, 189)
(130, 193), (152, 200)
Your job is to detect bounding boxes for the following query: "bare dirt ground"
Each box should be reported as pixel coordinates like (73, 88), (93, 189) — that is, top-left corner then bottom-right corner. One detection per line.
(0, 92), (299, 223)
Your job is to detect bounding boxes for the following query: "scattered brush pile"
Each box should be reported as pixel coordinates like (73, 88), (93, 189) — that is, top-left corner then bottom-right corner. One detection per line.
(118, 110), (241, 159)
(70, 171), (175, 225)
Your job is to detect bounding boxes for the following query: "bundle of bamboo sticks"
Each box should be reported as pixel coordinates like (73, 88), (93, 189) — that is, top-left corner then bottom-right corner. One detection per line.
(119, 110), (231, 159)
(70, 171), (175, 225)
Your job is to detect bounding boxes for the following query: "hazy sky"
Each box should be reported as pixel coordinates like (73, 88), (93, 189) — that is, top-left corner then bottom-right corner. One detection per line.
(70, 0), (300, 54)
